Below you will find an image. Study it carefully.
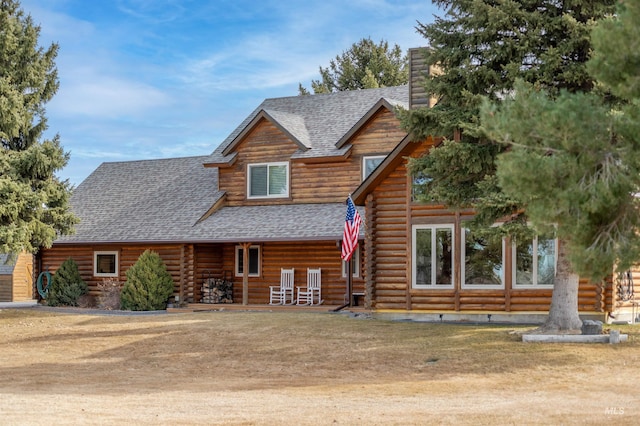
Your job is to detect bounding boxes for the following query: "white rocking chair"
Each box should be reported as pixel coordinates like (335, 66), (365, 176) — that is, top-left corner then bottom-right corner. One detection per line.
(296, 268), (323, 305)
(269, 268), (295, 305)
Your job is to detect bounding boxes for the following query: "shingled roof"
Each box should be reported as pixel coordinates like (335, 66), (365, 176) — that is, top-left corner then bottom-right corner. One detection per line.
(207, 85), (408, 163)
(56, 156), (223, 244)
(56, 86), (404, 245)
(56, 155), (361, 244)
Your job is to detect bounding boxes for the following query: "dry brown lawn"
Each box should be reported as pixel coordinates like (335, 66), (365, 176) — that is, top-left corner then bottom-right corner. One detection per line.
(0, 307), (638, 425)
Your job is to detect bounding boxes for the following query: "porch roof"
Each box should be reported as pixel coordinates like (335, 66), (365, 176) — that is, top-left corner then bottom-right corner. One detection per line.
(191, 203), (364, 243)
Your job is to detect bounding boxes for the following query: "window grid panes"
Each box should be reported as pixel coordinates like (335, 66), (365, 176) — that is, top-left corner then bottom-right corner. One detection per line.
(462, 228), (504, 288)
(236, 246), (260, 277)
(248, 163), (288, 198)
(413, 225), (454, 288)
(513, 236), (556, 287)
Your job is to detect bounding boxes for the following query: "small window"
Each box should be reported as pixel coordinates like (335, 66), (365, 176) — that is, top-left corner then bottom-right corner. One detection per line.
(362, 156), (385, 180)
(342, 245), (360, 278)
(412, 224), (454, 288)
(513, 236), (556, 287)
(94, 251), (118, 277)
(461, 228), (505, 289)
(248, 162), (289, 198)
(411, 171), (432, 202)
(235, 245), (261, 277)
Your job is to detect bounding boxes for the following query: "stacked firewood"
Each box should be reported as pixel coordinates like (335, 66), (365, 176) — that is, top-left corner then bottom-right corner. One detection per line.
(201, 278), (233, 304)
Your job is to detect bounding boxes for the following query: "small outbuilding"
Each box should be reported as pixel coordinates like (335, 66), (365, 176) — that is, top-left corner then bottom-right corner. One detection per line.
(0, 253), (34, 302)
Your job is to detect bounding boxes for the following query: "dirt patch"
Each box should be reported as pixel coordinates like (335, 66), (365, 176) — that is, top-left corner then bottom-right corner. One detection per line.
(0, 308), (638, 425)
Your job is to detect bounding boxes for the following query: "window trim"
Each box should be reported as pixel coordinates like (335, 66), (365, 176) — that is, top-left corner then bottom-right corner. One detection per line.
(362, 155), (386, 180)
(461, 227), (505, 290)
(235, 245), (261, 277)
(342, 245), (360, 278)
(412, 224), (455, 289)
(247, 162), (289, 199)
(512, 236), (557, 288)
(94, 251), (119, 278)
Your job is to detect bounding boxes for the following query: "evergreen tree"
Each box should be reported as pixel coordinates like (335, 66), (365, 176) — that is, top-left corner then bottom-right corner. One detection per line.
(481, 0), (640, 330)
(120, 250), (174, 311)
(46, 257), (87, 307)
(298, 37), (408, 95)
(404, 0), (616, 331)
(0, 0), (78, 255)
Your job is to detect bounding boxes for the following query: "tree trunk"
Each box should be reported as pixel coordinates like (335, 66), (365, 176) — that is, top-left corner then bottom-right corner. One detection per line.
(542, 240), (583, 332)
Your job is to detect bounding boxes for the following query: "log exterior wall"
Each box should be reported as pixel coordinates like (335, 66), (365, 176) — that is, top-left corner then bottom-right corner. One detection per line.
(37, 242), (361, 306)
(219, 109), (406, 206)
(365, 140), (614, 315)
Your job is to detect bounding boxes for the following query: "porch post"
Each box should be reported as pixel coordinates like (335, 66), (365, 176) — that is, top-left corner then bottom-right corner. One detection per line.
(242, 242), (251, 305)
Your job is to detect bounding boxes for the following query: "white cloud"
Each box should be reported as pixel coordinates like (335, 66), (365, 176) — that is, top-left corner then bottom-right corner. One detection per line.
(52, 73), (171, 119)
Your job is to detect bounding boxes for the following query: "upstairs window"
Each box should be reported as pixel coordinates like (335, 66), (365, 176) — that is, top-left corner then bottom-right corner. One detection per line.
(362, 156), (385, 180)
(248, 162), (289, 198)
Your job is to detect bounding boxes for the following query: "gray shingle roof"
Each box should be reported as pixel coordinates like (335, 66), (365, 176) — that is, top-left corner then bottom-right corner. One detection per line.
(55, 157), (364, 244)
(207, 85), (408, 163)
(56, 156), (223, 243)
(191, 203), (364, 243)
(55, 86), (400, 245)
(0, 254), (16, 274)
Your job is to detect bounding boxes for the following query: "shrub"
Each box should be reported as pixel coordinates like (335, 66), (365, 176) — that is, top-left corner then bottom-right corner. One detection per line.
(120, 250), (174, 311)
(97, 278), (122, 310)
(46, 258), (88, 307)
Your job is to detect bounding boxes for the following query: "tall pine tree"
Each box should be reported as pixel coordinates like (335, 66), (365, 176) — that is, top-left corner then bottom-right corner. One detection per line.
(0, 0), (77, 255)
(404, 0), (616, 331)
(481, 1), (640, 329)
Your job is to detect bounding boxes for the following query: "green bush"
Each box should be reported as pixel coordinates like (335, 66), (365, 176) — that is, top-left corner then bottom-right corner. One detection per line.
(47, 258), (88, 307)
(120, 250), (174, 311)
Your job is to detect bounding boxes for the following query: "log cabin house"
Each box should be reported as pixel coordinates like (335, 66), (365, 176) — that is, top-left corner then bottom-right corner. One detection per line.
(35, 48), (632, 322)
(36, 84), (410, 307)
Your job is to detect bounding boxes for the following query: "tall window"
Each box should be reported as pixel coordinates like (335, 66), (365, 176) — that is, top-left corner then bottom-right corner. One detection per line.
(94, 251), (118, 277)
(513, 236), (556, 287)
(248, 162), (289, 198)
(362, 156), (385, 180)
(412, 224), (454, 288)
(235, 245), (261, 277)
(462, 228), (504, 289)
(342, 246), (360, 278)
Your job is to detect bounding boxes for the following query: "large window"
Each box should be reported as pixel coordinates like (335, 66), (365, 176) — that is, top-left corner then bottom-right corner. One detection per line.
(362, 156), (385, 180)
(412, 224), (454, 288)
(94, 251), (118, 277)
(247, 162), (289, 198)
(513, 236), (556, 287)
(462, 228), (504, 289)
(235, 245), (261, 277)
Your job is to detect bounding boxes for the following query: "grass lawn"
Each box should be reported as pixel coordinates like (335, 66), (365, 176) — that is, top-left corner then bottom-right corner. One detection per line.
(0, 307), (638, 425)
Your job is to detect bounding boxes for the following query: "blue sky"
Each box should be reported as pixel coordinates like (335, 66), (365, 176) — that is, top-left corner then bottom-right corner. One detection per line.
(20, 0), (438, 185)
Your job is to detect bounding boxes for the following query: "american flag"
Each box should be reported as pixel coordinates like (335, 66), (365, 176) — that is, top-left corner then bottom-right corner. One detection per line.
(341, 195), (362, 261)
